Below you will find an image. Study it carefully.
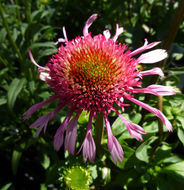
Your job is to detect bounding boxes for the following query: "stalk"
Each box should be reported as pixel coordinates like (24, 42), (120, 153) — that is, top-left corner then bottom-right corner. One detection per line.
(15, 0), (21, 25)
(0, 2), (23, 64)
(94, 112), (104, 158)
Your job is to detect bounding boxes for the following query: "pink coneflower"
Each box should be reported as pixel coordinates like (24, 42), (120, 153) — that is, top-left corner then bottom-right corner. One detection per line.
(24, 14), (175, 164)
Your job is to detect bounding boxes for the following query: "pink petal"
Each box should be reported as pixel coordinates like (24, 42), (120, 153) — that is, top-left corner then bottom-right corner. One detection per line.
(78, 113), (96, 163)
(24, 95), (59, 120)
(104, 114), (124, 164)
(39, 71), (51, 81)
(54, 38), (65, 45)
(137, 49), (168, 64)
(103, 30), (111, 40)
(62, 26), (68, 42)
(30, 105), (62, 136)
(83, 130), (96, 163)
(114, 109), (146, 141)
(130, 39), (160, 57)
(83, 14), (98, 36)
(29, 49), (49, 71)
(110, 136), (124, 164)
(53, 110), (74, 151)
(125, 96), (172, 132)
(132, 85), (176, 96)
(140, 67), (164, 78)
(113, 24), (124, 42)
(65, 110), (82, 154)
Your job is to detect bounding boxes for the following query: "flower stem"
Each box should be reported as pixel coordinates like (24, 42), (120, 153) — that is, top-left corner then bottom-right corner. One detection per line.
(94, 112), (104, 158)
(0, 2), (23, 64)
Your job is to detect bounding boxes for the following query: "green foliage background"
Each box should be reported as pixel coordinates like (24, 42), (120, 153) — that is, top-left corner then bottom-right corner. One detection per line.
(0, 0), (184, 189)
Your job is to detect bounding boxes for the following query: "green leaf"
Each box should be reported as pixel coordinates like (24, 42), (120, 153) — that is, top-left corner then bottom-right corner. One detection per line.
(7, 78), (26, 110)
(161, 161), (184, 184)
(41, 154), (50, 169)
(168, 66), (184, 75)
(117, 145), (135, 169)
(38, 48), (57, 60)
(40, 184), (47, 190)
(12, 150), (22, 175)
(177, 128), (184, 146)
(0, 183), (12, 190)
(112, 117), (126, 136)
(30, 42), (55, 49)
(78, 110), (89, 125)
(163, 155), (183, 164)
(0, 96), (7, 106)
(135, 136), (157, 163)
(12, 143), (26, 175)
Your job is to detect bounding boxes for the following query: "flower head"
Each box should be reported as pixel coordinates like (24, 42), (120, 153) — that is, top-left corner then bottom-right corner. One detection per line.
(25, 14), (175, 164)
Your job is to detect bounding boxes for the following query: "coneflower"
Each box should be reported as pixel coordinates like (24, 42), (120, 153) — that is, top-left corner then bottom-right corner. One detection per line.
(24, 14), (175, 164)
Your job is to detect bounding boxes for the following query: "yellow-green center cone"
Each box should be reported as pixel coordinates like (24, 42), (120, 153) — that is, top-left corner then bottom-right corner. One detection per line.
(65, 166), (91, 190)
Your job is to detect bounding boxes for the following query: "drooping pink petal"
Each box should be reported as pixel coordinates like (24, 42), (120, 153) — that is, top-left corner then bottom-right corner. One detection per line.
(65, 110), (82, 154)
(24, 95), (59, 120)
(83, 14), (98, 36)
(140, 67), (164, 78)
(132, 85), (176, 96)
(29, 49), (49, 71)
(113, 24), (124, 42)
(83, 131), (96, 162)
(130, 39), (160, 57)
(114, 108), (146, 141)
(78, 112), (96, 162)
(53, 110), (74, 151)
(104, 114), (124, 164)
(30, 105), (63, 136)
(125, 96), (172, 131)
(137, 49), (168, 64)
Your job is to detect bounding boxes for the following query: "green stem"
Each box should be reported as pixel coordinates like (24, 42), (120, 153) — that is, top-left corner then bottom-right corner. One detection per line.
(94, 112), (104, 158)
(24, 0), (32, 23)
(15, 0), (21, 25)
(0, 2), (23, 64)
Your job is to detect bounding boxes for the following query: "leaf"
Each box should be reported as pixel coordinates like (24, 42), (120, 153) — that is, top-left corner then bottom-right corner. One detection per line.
(7, 78), (26, 110)
(177, 128), (184, 146)
(0, 28), (7, 43)
(135, 136), (157, 163)
(38, 48), (57, 60)
(112, 117), (126, 136)
(168, 66), (184, 75)
(0, 183), (12, 190)
(41, 154), (50, 169)
(78, 110), (89, 125)
(163, 155), (183, 164)
(117, 145), (135, 169)
(11, 143), (26, 175)
(12, 150), (22, 175)
(130, 113), (142, 124)
(30, 42), (55, 49)
(161, 161), (184, 184)
(0, 96), (7, 106)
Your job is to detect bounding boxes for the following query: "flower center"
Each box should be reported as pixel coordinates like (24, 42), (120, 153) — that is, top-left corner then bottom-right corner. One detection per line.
(67, 46), (122, 92)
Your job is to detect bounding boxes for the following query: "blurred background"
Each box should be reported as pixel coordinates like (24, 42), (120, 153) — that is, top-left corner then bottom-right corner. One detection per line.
(0, 0), (184, 189)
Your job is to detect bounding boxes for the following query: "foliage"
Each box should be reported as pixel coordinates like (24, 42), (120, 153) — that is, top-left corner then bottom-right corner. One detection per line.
(0, 0), (184, 189)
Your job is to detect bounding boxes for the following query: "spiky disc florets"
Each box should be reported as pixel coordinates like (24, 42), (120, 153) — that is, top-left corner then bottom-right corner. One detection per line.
(47, 34), (140, 113)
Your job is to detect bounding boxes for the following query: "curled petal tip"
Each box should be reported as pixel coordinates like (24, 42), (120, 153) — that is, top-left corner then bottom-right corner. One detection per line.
(83, 14), (98, 36)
